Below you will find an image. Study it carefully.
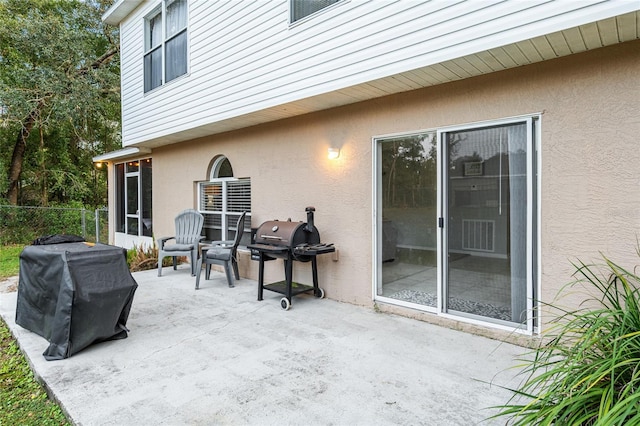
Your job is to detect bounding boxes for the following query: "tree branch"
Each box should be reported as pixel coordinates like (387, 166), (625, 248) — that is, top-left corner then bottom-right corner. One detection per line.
(77, 47), (119, 76)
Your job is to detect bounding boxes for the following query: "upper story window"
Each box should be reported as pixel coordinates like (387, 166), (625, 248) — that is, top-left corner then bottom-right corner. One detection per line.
(290, 0), (341, 24)
(144, 0), (188, 93)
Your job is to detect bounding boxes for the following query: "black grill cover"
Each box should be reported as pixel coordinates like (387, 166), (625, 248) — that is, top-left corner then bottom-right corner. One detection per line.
(32, 234), (86, 245)
(16, 242), (138, 361)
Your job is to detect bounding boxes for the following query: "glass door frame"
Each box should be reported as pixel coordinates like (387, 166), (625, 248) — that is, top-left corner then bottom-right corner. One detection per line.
(437, 116), (537, 333)
(125, 163), (140, 236)
(372, 115), (540, 334)
(372, 131), (439, 312)
(113, 158), (153, 250)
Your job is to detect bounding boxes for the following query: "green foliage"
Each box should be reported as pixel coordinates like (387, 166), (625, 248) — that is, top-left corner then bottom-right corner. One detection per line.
(126, 243), (186, 272)
(0, 0), (121, 206)
(126, 244), (157, 272)
(127, 244), (155, 272)
(0, 319), (70, 425)
(0, 204), (91, 245)
(492, 254), (640, 425)
(1, 240), (170, 280)
(380, 132), (437, 209)
(0, 244), (22, 279)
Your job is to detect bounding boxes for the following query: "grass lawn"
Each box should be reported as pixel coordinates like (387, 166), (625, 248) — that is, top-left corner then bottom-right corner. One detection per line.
(1, 245), (70, 425)
(0, 320), (70, 425)
(1, 244), (23, 279)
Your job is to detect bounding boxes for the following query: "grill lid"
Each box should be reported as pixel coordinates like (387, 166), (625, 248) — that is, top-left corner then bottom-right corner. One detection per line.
(256, 221), (303, 244)
(251, 206), (322, 251)
(254, 220), (320, 248)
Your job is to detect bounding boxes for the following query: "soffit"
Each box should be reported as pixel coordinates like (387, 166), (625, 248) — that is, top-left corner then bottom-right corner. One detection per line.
(92, 147), (151, 162)
(103, 0), (144, 26)
(135, 11), (640, 149)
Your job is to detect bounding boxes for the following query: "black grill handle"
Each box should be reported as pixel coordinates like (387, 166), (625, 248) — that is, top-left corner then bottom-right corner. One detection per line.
(260, 235), (282, 240)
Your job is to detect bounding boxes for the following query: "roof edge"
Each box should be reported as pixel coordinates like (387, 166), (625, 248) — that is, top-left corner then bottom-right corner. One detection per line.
(102, 0), (144, 26)
(92, 147), (151, 162)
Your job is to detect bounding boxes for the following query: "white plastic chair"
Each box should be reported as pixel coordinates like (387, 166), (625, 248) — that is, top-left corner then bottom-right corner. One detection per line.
(157, 209), (204, 276)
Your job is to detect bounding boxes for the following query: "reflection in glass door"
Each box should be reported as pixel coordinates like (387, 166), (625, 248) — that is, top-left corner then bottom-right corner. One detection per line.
(377, 132), (438, 308)
(443, 121), (531, 325)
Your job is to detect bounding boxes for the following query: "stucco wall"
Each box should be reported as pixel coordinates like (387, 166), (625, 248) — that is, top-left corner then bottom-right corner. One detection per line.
(150, 40), (640, 333)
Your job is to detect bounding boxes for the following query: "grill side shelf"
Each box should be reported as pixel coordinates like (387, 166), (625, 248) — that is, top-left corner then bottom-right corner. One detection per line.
(293, 246), (336, 256)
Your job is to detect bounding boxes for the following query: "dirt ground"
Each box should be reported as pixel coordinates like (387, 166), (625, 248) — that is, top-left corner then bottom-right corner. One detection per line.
(0, 276), (18, 293)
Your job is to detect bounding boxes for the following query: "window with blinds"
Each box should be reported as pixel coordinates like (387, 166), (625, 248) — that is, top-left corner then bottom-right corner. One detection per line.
(198, 178), (251, 242)
(290, 0), (341, 23)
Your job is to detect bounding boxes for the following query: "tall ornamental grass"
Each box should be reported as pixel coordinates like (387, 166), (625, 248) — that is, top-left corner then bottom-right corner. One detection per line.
(493, 255), (640, 425)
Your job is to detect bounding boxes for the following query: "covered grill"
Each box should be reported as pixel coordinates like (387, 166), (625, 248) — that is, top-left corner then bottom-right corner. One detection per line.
(248, 207), (335, 310)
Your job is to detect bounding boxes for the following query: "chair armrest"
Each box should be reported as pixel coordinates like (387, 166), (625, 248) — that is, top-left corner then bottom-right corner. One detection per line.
(188, 236), (206, 246)
(157, 236), (175, 248)
(209, 239), (234, 247)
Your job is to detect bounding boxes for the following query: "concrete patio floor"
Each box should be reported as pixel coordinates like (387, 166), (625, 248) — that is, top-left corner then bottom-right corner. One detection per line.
(0, 266), (528, 425)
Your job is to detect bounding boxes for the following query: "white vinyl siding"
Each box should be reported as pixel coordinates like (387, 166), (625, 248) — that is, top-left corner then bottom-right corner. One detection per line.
(117, 0), (639, 147)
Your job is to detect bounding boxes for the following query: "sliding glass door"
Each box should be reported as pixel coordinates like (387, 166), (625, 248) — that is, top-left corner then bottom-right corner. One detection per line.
(376, 132), (438, 307)
(441, 120), (533, 326)
(375, 117), (537, 330)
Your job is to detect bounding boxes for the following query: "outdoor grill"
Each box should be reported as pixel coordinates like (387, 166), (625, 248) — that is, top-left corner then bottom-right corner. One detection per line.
(248, 207), (335, 310)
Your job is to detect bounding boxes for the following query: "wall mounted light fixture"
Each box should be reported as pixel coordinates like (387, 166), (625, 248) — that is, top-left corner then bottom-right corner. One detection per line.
(328, 147), (340, 160)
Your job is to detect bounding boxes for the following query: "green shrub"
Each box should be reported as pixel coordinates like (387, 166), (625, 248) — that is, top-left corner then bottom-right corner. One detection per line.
(0, 204), (88, 245)
(127, 244), (158, 272)
(126, 243), (185, 272)
(492, 255), (640, 425)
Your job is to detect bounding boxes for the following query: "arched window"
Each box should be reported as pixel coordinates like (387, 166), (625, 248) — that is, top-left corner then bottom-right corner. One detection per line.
(198, 156), (251, 243)
(209, 156), (233, 179)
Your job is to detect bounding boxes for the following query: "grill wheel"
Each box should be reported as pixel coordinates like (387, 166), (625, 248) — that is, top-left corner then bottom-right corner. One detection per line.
(280, 298), (290, 310)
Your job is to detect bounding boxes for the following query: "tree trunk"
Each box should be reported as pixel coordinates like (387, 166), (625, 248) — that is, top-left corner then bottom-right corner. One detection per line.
(5, 106), (41, 205)
(3, 47), (117, 205)
(39, 126), (48, 206)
